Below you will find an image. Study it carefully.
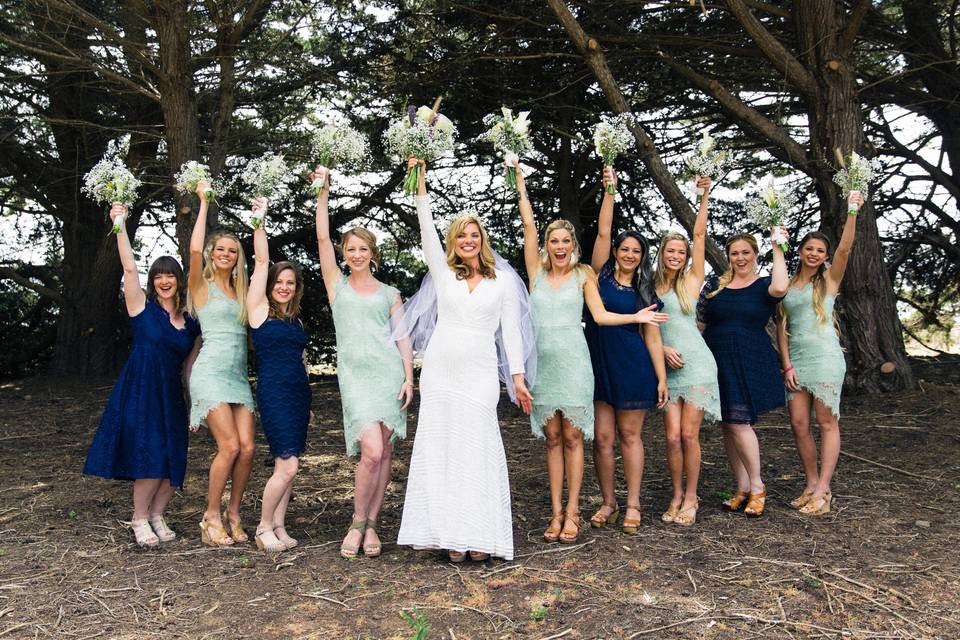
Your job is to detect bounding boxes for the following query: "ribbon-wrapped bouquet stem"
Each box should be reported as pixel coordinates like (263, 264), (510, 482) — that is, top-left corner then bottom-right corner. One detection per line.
(746, 174), (795, 252)
(82, 156), (142, 234)
(384, 100), (456, 196)
(239, 152), (293, 228)
(480, 107), (532, 191)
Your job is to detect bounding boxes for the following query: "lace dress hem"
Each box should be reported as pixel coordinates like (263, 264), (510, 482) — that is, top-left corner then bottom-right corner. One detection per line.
(345, 416), (405, 457)
(530, 405), (594, 441)
(787, 383), (842, 420)
(190, 397), (256, 429)
(666, 387), (721, 424)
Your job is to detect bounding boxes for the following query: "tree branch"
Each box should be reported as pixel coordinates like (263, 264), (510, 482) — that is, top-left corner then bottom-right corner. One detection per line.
(0, 266), (65, 304)
(840, 0), (871, 55)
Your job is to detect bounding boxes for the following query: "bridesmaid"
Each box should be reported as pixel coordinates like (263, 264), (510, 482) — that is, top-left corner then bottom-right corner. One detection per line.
(246, 197), (312, 552)
(698, 229), (789, 517)
(654, 176), (721, 526)
(313, 167), (413, 559)
(587, 166), (669, 534)
(187, 181), (256, 546)
(778, 192), (863, 516)
(84, 203), (200, 547)
(514, 163), (666, 544)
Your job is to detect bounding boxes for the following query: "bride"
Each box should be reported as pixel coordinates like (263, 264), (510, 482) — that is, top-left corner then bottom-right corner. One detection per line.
(396, 157), (534, 562)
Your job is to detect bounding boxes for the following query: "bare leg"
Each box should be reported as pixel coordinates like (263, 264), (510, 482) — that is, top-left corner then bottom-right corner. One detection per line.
(204, 405), (241, 523)
(258, 456), (298, 543)
(812, 399), (840, 497)
(724, 423), (763, 493)
(344, 423), (383, 551)
(225, 405), (256, 522)
(148, 480), (175, 518)
(133, 479), (162, 521)
(663, 401), (684, 511)
(721, 423), (750, 494)
(788, 391), (819, 492)
(616, 409), (646, 521)
(592, 401), (618, 519)
(679, 403), (704, 509)
(543, 413), (565, 516)
(363, 425), (394, 552)
(561, 417), (584, 514)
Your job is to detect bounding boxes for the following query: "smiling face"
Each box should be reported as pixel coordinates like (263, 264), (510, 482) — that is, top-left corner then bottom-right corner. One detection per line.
(270, 267), (297, 307)
(455, 222), (482, 262)
(344, 234), (373, 273)
(799, 237), (829, 270)
(546, 228), (575, 270)
(211, 237), (239, 273)
(727, 239), (758, 276)
(615, 236), (644, 275)
(152, 272), (178, 301)
(660, 239), (689, 275)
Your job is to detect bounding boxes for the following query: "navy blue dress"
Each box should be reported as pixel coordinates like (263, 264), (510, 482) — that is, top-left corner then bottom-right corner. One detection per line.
(585, 260), (661, 410)
(698, 275), (785, 425)
(252, 317), (311, 459)
(83, 301), (200, 487)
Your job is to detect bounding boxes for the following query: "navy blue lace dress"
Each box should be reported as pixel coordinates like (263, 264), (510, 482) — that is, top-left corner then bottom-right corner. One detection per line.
(251, 317), (311, 459)
(698, 275), (785, 425)
(83, 301), (200, 487)
(585, 260), (662, 410)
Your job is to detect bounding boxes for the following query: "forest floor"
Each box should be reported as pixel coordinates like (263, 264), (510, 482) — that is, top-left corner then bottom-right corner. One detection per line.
(0, 356), (958, 640)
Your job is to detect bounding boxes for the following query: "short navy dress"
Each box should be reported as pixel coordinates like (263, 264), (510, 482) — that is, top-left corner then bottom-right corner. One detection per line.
(586, 260), (661, 410)
(698, 275), (785, 424)
(251, 317), (311, 459)
(83, 301), (200, 487)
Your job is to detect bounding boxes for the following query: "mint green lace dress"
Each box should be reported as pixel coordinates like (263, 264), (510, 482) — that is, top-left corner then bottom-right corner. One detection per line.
(529, 269), (594, 440)
(189, 283), (255, 428)
(330, 276), (407, 456)
(782, 284), (845, 418)
(659, 288), (721, 422)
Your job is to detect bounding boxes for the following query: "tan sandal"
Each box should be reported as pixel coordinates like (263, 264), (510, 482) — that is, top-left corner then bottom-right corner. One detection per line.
(621, 504), (642, 534)
(199, 516), (234, 547)
(340, 517), (366, 559)
(790, 488), (815, 510)
(148, 515), (176, 542)
(722, 490), (750, 512)
(543, 512), (563, 542)
(447, 550), (466, 563)
(744, 488), (767, 517)
(661, 503), (680, 523)
(255, 527), (286, 553)
(469, 550), (490, 562)
(223, 511), (248, 543)
(363, 520), (382, 558)
(559, 511), (581, 544)
(590, 503), (620, 528)
(672, 499), (699, 527)
(799, 492), (832, 516)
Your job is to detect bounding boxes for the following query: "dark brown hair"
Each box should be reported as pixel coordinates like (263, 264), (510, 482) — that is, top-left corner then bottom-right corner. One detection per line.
(146, 256), (187, 314)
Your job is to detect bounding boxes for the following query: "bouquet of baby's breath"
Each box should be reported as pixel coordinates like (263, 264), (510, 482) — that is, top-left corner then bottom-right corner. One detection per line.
(480, 107), (532, 191)
(384, 104), (457, 196)
(175, 161), (218, 204)
(593, 113), (634, 194)
(746, 174), (794, 252)
(833, 151), (880, 215)
(83, 156), (142, 234)
(682, 131), (728, 204)
(239, 153), (293, 228)
(308, 124), (370, 196)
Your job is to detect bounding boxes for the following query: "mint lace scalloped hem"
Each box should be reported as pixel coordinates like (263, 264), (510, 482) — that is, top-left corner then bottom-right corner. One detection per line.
(530, 404), (594, 441)
(344, 416), (407, 457)
(667, 385), (722, 424)
(190, 397), (256, 429)
(787, 382), (842, 420)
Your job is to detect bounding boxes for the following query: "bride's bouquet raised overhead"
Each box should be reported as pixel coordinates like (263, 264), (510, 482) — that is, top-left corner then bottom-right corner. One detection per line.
(308, 123), (370, 196)
(833, 150), (880, 215)
(480, 107), (532, 191)
(682, 130), (728, 204)
(83, 154), (142, 234)
(746, 173), (795, 253)
(384, 99), (457, 196)
(593, 113), (634, 194)
(239, 152), (293, 228)
(175, 161), (218, 204)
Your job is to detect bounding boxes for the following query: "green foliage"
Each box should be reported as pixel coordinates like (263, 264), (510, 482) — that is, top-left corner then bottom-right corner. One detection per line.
(529, 604), (548, 622)
(399, 607), (430, 640)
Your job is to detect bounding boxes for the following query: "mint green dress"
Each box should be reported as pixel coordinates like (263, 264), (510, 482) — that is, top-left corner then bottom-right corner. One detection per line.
(659, 288), (721, 422)
(330, 276), (407, 456)
(782, 284), (845, 418)
(189, 283), (255, 428)
(529, 269), (594, 440)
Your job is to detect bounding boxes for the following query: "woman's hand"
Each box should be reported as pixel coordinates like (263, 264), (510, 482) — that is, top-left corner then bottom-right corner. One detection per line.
(848, 191), (865, 210)
(398, 380), (414, 410)
(251, 196), (269, 221)
(770, 225), (789, 243)
(636, 304), (669, 326)
(783, 366), (800, 392)
(656, 380), (668, 409)
(602, 165), (617, 192)
(663, 346), (684, 369)
(695, 175), (712, 198)
(407, 155), (426, 174)
(109, 203), (129, 225)
(309, 165), (329, 196)
(512, 374), (533, 415)
(196, 179), (211, 204)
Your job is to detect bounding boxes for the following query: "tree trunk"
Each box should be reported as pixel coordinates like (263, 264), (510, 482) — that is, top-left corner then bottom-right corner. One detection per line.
(794, 1), (914, 393)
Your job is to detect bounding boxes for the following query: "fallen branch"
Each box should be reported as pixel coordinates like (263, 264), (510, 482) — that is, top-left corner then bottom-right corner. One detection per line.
(839, 450), (939, 481)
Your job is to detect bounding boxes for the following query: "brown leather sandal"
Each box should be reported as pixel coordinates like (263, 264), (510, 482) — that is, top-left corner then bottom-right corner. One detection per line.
(223, 510), (249, 543)
(543, 512), (563, 542)
(661, 503), (680, 523)
(790, 488), (815, 510)
(621, 504), (642, 534)
(744, 488), (767, 517)
(672, 499), (699, 527)
(799, 492), (832, 516)
(722, 490), (750, 512)
(559, 511), (580, 544)
(590, 503), (620, 528)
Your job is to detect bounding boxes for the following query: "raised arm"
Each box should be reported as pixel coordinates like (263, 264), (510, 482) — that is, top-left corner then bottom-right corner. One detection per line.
(246, 197), (271, 329)
(642, 323), (669, 408)
(110, 203), (146, 316)
(591, 166), (617, 273)
(768, 227), (789, 298)
(514, 162), (541, 284)
(688, 176), (711, 292)
(412, 158), (446, 276)
(826, 191), (863, 291)
(312, 167), (341, 302)
(583, 276), (668, 326)
(187, 181), (211, 306)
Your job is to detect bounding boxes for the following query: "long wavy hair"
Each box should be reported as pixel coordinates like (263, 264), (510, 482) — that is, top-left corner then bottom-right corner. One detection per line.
(779, 232), (833, 332)
(541, 219), (594, 282)
(188, 231), (248, 324)
(445, 215), (497, 280)
(612, 230), (656, 309)
(706, 233), (758, 299)
(146, 256), (187, 314)
(266, 261), (304, 321)
(654, 232), (693, 315)
(340, 227), (381, 273)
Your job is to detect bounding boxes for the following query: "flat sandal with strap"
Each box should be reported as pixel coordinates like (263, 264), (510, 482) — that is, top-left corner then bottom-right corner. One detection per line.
(559, 511), (581, 544)
(543, 512), (563, 542)
(799, 492), (832, 516)
(672, 499), (699, 527)
(363, 519), (382, 558)
(744, 488), (767, 517)
(621, 504), (642, 534)
(590, 503), (620, 528)
(340, 517), (367, 559)
(722, 490), (750, 512)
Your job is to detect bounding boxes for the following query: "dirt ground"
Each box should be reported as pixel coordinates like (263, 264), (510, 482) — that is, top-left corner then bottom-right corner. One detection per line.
(1, 356), (958, 639)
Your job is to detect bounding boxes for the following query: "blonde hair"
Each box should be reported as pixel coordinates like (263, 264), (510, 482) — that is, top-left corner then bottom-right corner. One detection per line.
(340, 227), (381, 272)
(541, 219), (594, 282)
(189, 231), (248, 323)
(654, 232), (693, 314)
(707, 233), (759, 299)
(445, 215), (496, 280)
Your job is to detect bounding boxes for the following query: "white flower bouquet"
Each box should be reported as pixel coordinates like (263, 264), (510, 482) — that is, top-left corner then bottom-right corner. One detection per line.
(480, 107), (532, 191)
(683, 130), (728, 203)
(593, 113), (634, 194)
(833, 151), (880, 214)
(384, 104), (457, 196)
(175, 161), (218, 204)
(746, 174), (795, 252)
(309, 124), (370, 196)
(82, 156), (142, 234)
(239, 153), (293, 228)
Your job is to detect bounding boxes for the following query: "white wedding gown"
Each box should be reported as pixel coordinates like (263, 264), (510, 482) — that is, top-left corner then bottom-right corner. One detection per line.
(397, 195), (524, 560)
